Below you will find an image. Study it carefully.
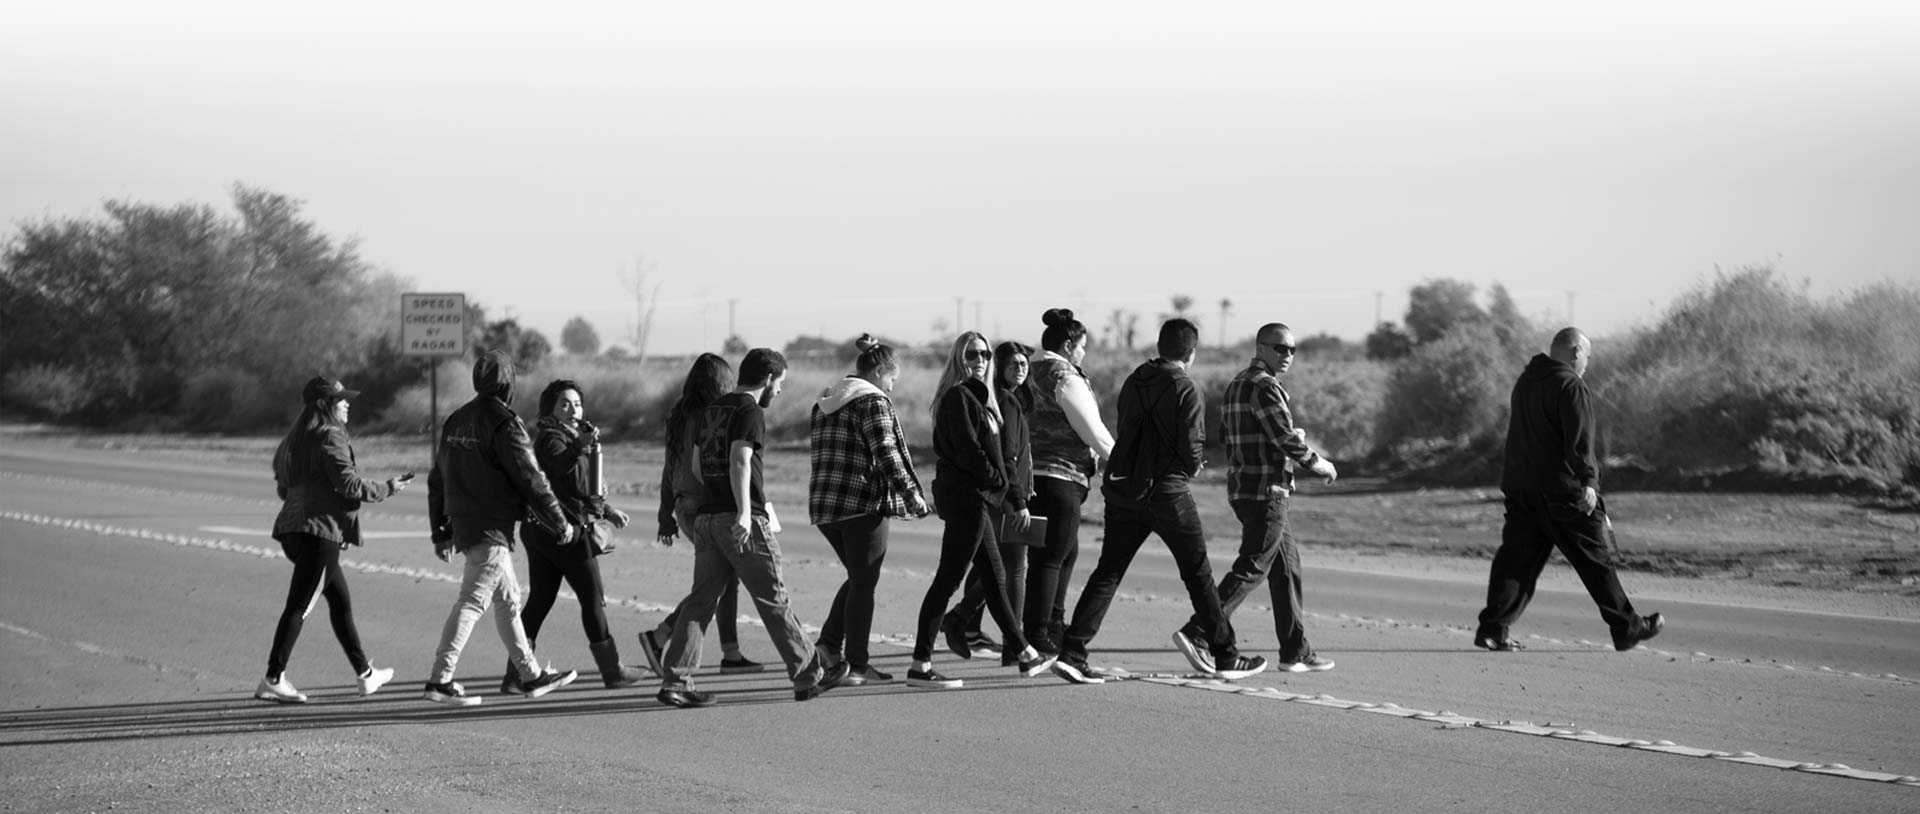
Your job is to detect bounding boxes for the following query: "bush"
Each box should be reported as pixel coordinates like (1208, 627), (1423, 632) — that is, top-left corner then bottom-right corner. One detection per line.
(178, 367), (288, 433)
(1, 364), (96, 420)
(1375, 321), (1519, 454)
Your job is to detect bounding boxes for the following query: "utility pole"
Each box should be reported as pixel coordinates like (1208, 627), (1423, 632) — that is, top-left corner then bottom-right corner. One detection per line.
(1374, 291), (1384, 326)
(974, 301), (982, 332)
(728, 298), (738, 341)
(1566, 290), (1576, 324)
(954, 297), (965, 332)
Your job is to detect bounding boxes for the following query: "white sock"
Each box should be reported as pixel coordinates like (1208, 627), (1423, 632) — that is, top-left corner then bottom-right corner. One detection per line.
(913, 660), (932, 673)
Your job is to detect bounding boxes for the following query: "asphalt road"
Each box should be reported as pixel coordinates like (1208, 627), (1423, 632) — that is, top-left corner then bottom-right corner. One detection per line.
(2, 441), (1916, 813)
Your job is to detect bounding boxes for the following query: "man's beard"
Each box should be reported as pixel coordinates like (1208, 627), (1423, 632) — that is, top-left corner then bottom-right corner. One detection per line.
(758, 388), (777, 409)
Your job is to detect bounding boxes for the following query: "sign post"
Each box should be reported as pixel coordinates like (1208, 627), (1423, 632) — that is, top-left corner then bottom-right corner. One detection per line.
(401, 293), (469, 455)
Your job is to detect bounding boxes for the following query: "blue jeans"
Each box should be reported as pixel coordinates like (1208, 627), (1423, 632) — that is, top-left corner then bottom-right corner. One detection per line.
(1061, 489), (1238, 664)
(661, 512), (824, 691)
(429, 541), (540, 684)
(1183, 494), (1311, 660)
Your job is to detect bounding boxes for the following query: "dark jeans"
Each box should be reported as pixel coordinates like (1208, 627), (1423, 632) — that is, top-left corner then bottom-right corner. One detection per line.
(1061, 489), (1238, 664)
(521, 527), (612, 645)
(951, 537), (1026, 637)
(816, 513), (890, 667)
(914, 495), (1028, 662)
(266, 534), (369, 679)
(1183, 494), (1310, 660)
(1022, 476), (1087, 649)
(1477, 493), (1637, 637)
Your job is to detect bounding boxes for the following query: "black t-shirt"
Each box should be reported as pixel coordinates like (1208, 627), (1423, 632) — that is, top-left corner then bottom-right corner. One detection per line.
(693, 391), (767, 517)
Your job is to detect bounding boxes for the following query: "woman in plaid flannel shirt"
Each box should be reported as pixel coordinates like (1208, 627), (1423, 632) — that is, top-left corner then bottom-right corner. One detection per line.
(807, 335), (930, 685)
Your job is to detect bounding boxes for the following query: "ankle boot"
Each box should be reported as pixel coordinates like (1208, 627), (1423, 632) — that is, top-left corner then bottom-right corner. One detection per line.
(591, 637), (647, 688)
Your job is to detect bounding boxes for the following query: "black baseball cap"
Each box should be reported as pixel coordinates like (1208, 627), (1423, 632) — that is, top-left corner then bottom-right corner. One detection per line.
(303, 377), (360, 403)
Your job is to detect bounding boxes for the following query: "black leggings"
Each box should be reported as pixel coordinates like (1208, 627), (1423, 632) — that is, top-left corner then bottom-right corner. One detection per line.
(915, 495), (1026, 662)
(817, 514), (890, 667)
(267, 534), (369, 679)
(521, 533), (612, 645)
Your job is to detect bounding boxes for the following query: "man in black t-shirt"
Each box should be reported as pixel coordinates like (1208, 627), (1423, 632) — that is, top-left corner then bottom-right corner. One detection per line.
(655, 348), (849, 707)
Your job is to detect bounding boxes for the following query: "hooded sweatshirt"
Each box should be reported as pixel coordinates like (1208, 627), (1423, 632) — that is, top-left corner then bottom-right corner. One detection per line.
(1500, 353), (1599, 497)
(1105, 357), (1205, 497)
(807, 375), (927, 525)
(427, 350), (568, 549)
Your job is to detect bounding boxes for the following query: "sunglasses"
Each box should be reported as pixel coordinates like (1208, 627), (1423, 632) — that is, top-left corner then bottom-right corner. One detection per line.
(1264, 342), (1298, 356)
(964, 348), (993, 361)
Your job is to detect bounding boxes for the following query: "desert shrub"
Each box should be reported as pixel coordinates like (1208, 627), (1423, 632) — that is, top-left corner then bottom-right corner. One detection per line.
(1, 364), (96, 420)
(1375, 321), (1520, 453)
(1288, 358), (1388, 462)
(178, 367), (288, 432)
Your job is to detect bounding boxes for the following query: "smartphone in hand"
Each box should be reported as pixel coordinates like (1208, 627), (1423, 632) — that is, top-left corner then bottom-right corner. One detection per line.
(399, 471), (415, 482)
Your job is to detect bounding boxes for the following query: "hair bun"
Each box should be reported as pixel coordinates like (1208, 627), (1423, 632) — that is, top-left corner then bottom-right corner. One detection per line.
(1042, 308), (1075, 327)
(854, 332), (878, 351)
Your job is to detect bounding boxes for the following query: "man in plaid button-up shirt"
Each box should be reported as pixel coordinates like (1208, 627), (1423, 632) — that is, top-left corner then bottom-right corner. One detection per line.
(1170, 323), (1341, 676)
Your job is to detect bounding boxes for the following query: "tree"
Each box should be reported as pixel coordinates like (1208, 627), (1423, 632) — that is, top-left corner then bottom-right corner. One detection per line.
(1104, 308), (1139, 350)
(722, 334), (749, 355)
(1365, 322), (1415, 360)
(477, 318), (551, 371)
(1218, 297), (1233, 347)
(620, 255), (662, 361)
(1405, 278), (1486, 345)
(560, 315), (601, 356)
(1485, 282), (1533, 351)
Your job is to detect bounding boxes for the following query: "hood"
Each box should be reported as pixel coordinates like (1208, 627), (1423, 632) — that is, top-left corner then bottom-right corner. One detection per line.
(472, 349), (516, 403)
(816, 375), (886, 416)
(1520, 353), (1577, 385)
(1125, 357), (1188, 401)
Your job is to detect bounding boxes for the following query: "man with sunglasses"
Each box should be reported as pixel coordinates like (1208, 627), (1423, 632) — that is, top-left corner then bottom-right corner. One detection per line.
(1170, 323), (1340, 676)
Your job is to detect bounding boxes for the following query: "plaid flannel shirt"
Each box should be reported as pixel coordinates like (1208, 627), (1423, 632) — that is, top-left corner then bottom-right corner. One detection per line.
(808, 386), (927, 525)
(1222, 359), (1319, 502)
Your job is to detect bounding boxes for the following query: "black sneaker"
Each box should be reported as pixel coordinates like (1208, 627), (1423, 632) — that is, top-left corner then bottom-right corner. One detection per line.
(795, 661), (852, 701)
(941, 615), (974, 660)
(1212, 654), (1268, 681)
(520, 668), (578, 699)
(1613, 612), (1666, 652)
(719, 656), (766, 674)
(422, 681), (482, 707)
(1016, 651), (1058, 677)
(1051, 657), (1104, 684)
(637, 629), (667, 675)
(966, 631), (1002, 654)
(657, 687), (716, 708)
(842, 664), (894, 686)
(905, 667), (963, 689)
(1474, 632), (1526, 652)
(499, 660), (527, 696)
(1170, 628), (1215, 674)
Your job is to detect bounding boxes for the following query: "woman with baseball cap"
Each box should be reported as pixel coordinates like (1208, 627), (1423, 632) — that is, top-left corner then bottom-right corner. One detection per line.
(255, 377), (412, 703)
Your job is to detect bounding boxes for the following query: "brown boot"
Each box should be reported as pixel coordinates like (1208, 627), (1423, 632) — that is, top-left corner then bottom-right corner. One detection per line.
(590, 638), (647, 688)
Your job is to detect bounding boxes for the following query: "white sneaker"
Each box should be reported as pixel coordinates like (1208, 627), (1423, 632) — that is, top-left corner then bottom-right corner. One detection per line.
(357, 666), (395, 696)
(255, 675), (308, 704)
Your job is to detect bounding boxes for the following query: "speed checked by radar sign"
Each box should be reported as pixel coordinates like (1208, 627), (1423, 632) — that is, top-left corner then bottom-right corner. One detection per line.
(402, 293), (467, 357)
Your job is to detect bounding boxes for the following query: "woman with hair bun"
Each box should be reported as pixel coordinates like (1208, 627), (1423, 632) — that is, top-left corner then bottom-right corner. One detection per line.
(1022, 308), (1116, 653)
(807, 333), (931, 685)
(907, 331), (1057, 689)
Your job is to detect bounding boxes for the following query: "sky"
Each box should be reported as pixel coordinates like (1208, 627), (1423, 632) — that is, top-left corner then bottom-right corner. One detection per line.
(5, 1), (1918, 355)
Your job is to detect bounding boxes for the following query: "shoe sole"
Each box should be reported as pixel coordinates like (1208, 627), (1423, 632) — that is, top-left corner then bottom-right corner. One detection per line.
(1278, 661), (1335, 673)
(421, 692), (482, 707)
(657, 693), (716, 708)
(1213, 663), (1269, 681)
(253, 692), (307, 704)
(523, 671), (578, 699)
(1050, 661), (1104, 685)
(718, 663), (766, 674)
(1169, 631), (1214, 674)
(905, 677), (963, 689)
(638, 630), (667, 675)
(1018, 655), (1059, 677)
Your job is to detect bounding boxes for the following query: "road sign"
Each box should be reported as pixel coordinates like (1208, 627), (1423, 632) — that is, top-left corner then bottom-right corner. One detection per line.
(401, 293), (467, 357)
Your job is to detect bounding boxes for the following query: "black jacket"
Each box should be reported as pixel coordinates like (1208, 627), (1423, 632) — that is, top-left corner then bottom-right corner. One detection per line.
(272, 423), (394, 547)
(997, 382), (1033, 512)
(932, 377), (1010, 516)
(427, 351), (567, 549)
(1500, 353), (1600, 497)
(1107, 358), (1205, 496)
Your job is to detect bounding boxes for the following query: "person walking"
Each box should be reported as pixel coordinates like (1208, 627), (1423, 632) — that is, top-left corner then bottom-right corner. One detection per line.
(255, 377), (408, 704)
(641, 354), (763, 677)
(908, 332), (1057, 689)
(808, 335), (931, 685)
(1474, 328), (1665, 652)
(509, 378), (645, 693)
(1169, 323), (1340, 677)
(654, 348), (849, 707)
(422, 350), (578, 706)
(942, 340), (1036, 663)
(1053, 319), (1268, 685)
(1021, 309), (1115, 654)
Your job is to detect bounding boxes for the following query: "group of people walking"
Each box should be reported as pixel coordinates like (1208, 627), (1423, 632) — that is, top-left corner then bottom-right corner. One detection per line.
(255, 308), (1663, 708)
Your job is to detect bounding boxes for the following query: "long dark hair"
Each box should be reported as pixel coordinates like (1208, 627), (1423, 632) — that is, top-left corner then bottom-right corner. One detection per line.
(664, 353), (734, 473)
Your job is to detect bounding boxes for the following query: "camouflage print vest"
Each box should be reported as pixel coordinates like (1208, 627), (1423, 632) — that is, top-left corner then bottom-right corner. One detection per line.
(1026, 351), (1097, 487)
